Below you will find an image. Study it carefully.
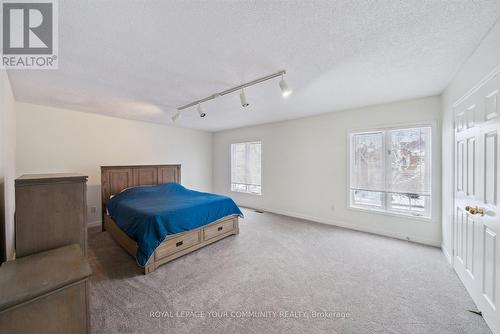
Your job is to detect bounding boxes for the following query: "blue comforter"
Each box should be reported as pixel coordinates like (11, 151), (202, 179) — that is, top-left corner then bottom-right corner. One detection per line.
(107, 183), (243, 266)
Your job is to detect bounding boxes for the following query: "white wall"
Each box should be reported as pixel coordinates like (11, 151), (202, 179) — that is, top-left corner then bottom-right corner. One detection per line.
(16, 103), (213, 226)
(441, 19), (500, 261)
(213, 96), (442, 246)
(0, 70), (16, 261)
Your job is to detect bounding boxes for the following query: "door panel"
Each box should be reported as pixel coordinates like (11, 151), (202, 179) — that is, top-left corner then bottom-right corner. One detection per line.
(466, 104), (477, 128)
(466, 214), (475, 275)
(467, 138), (476, 196)
(453, 72), (500, 334)
(484, 132), (498, 205)
(457, 140), (465, 191)
(483, 226), (496, 308)
(456, 207), (463, 262)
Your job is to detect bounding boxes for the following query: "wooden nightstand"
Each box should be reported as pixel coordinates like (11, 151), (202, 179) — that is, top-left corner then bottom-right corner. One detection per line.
(0, 244), (91, 333)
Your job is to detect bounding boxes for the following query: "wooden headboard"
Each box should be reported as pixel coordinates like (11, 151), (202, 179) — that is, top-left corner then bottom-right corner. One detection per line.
(100, 164), (181, 221)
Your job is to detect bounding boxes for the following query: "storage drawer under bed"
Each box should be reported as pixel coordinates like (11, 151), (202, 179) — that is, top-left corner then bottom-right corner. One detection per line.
(155, 229), (201, 260)
(203, 218), (235, 241)
(153, 217), (237, 262)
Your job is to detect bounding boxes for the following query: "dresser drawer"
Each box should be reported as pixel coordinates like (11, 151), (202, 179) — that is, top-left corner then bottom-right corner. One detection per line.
(155, 230), (201, 260)
(203, 219), (235, 241)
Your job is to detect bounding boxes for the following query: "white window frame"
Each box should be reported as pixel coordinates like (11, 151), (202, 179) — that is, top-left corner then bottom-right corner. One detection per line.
(347, 123), (434, 221)
(230, 140), (262, 196)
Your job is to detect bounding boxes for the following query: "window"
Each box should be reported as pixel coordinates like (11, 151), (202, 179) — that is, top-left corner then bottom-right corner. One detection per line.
(349, 126), (432, 218)
(231, 141), (262, 195)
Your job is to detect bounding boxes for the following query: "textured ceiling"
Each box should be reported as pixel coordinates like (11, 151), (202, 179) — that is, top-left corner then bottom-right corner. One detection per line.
(8, 0), (500, 131)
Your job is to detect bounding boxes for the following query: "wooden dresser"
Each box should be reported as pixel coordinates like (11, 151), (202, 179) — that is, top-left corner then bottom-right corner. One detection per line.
(15, 173), (88, 257)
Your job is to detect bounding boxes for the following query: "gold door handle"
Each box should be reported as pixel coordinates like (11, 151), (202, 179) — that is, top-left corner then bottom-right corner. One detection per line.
(465, 206), (485, 216)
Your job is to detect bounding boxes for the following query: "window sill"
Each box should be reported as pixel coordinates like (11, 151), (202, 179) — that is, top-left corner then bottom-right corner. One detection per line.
(348, 205), (433, 222)
(231, 190), (262, 196)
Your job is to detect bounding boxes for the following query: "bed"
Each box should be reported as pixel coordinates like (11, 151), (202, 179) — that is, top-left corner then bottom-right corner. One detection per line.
(101, 165), (242, 274)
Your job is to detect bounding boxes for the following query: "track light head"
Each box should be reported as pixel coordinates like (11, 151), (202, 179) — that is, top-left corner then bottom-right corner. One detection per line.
(176, 70), (288, 116)
(240, 89), (249, 107)
(197, 104), (206, 117)
(279, 75), (292, 97)
(172, 111), (181, 122)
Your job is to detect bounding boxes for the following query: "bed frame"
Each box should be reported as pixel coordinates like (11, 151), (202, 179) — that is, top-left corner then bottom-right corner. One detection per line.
(101, 165), (239, 274)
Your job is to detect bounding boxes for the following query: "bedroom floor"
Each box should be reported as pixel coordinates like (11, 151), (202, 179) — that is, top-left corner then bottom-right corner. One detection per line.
(88, 209), (491, 334)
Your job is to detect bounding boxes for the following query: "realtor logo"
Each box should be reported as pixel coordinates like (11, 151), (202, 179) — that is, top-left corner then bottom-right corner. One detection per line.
(1, 0), (58, 69)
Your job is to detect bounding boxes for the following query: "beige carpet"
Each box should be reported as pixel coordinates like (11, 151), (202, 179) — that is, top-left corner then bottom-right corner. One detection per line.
(88, 208), (491, 334)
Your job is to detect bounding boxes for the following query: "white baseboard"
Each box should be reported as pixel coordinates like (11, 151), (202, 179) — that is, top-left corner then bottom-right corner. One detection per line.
(86, 206), (441, 246)
(241, 205), (441, 247)
(87, 220), (102, 228)
(441, 244), (452, 265)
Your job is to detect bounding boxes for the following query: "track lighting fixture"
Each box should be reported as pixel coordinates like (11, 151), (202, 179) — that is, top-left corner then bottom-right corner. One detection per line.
(197, 103), (206, 117)
(171, 111), (181, 122)
(240, 89), (249, 107)
(279, 74), (292, 97)
(175, 70), (291, 119)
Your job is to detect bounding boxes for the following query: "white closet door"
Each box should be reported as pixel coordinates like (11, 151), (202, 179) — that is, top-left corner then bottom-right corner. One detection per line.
(454, 72), (500, 333)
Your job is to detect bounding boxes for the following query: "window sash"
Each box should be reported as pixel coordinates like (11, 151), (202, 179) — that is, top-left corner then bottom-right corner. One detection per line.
(386, 127), (431, 196)
(350, 131), (386, 193)
(231, 141), (262, 195)
(349, 126), (432, 218)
